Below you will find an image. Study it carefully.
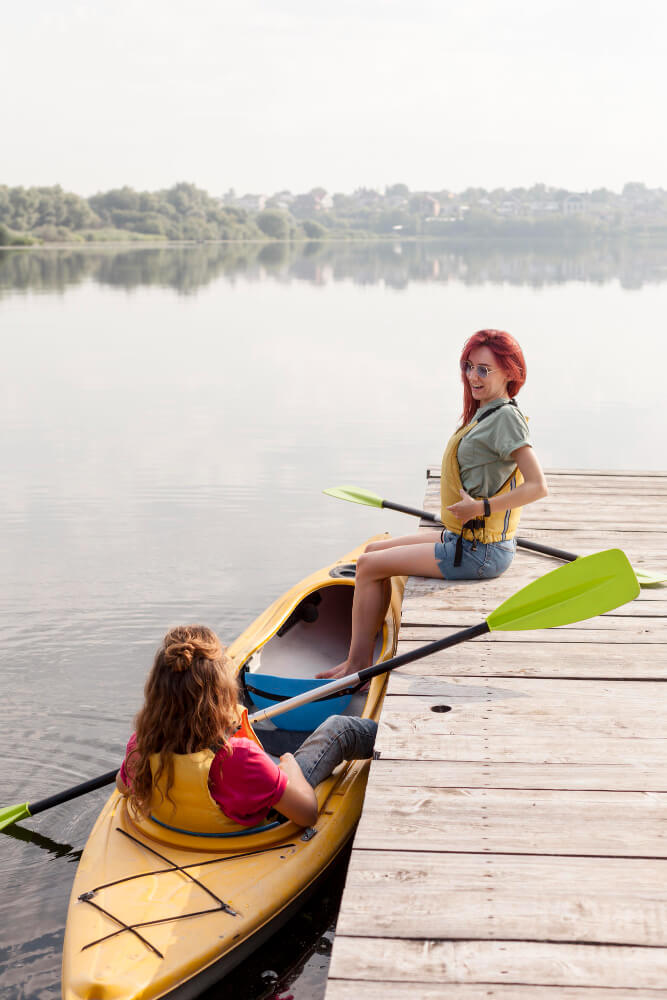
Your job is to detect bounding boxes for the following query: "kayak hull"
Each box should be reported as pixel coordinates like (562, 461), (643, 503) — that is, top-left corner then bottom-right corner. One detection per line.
(62, 538), (405, 1000)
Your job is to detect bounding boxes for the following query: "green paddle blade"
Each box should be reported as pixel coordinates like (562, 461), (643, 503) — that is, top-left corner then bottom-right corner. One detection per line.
(636, 569), (667, 587)
(487, 548), (639, 632)
(0, 802), (31, 832)
(323, 486), (384, 508)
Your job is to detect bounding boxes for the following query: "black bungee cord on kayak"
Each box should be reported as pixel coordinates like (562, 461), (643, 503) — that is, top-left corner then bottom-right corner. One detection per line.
(78, 830), (296, 955)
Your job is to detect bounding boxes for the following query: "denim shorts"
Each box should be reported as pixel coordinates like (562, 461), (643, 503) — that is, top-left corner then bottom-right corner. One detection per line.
(434, 530), (516, 580)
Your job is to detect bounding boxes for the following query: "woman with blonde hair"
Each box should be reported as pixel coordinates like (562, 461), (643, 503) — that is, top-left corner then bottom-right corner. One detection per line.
(117, 625), (376, 832)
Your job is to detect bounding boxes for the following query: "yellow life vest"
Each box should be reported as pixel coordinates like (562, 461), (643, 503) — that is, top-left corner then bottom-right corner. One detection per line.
(135, 706), (265, 837)
(439, 407), (524, 544)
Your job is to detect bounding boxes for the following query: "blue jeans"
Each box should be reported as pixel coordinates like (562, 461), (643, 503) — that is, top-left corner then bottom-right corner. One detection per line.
(294, 715), (378, 788)
(434, 531), (516, 580)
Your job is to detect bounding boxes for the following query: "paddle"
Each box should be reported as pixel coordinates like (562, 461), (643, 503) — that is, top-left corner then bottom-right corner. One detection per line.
(324, 485), (666, 587)
(247, 548), (639, 723)
(0, 769), (118, 833)
(0, 549), (638, 831)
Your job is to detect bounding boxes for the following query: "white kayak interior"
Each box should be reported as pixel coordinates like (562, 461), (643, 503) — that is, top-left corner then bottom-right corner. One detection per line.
(245, 583), (382, 721)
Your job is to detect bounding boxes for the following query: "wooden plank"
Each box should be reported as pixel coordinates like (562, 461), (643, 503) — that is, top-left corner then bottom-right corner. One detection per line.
(326, 984), (667, 1000)
(373, 728), (667, 764)
(398, 624), (666, 641)
(354, 786), (667, 857)
(382, 676), (667, 717)
(426, 466), (667, 481)
(335, 850), (667, 945)
(517, 517), (664, 530)
(328, 937), (667, 990)
(514, 530), (667, 551)
(404, 571), (667, 604)
(541, 469), (667, 478)
(400, 602), (667, 623)
(369, 758), (667, 792)
(530, 486), (667, 497)
(388, 640), (667, 678)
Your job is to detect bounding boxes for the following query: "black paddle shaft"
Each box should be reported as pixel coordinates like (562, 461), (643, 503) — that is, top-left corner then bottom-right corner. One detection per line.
(29, 768), (118, 817)
(516, 537), (578, 563)
(355, 621), (490, 688)
(382, 499), (579, 564)
(383, 499), (440, 521)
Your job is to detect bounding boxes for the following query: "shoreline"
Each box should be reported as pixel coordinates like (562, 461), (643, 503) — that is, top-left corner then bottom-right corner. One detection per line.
(6, 231), (667, 252)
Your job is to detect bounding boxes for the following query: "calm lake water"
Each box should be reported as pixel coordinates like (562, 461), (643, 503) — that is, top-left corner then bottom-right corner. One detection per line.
(1, 239), (666, 999)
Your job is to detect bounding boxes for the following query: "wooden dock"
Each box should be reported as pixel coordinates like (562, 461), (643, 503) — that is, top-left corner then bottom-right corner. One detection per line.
(326, 469), (667, 998)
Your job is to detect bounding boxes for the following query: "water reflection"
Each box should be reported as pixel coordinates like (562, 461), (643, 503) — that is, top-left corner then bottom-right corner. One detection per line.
(1, 823), (80, 863)
(3, 238), (667, 296)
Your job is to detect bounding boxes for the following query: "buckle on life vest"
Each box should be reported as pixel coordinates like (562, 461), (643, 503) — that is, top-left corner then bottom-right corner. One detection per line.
(454, 518), (485, 567)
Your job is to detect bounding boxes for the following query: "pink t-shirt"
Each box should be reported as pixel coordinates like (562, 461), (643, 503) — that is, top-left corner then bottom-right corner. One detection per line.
(121, 733), (288, 827)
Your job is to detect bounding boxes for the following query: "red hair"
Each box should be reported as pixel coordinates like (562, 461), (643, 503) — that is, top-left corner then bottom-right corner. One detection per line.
(459, 329), (527, 426)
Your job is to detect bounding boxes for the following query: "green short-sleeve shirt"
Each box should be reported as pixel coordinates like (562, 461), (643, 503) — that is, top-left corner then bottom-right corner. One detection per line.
(456, 399), (532, 498)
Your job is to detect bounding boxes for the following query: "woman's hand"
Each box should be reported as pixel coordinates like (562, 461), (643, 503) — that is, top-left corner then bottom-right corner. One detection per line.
(278, 752), (303, 782)
(446, 489), (484, 523)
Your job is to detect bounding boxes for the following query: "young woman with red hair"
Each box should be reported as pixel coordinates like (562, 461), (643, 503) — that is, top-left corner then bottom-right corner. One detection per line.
(318, 329), (548, 681)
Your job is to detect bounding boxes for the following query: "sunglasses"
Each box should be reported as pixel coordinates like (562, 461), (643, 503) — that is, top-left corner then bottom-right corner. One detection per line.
(461, 360), (498, 379)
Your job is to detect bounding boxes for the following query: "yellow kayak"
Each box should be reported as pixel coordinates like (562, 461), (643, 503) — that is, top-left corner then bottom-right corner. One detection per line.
(62, 537), (405, 1000)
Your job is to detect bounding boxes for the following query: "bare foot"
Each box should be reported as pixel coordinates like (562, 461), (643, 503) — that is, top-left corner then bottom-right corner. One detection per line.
(315, 661), (358, 680)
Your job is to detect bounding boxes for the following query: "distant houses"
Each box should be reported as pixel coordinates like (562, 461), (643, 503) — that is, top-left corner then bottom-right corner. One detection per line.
(219, 182), (667, 237)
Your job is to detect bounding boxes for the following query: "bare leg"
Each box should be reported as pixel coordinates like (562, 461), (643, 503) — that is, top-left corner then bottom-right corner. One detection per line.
(353, 532), (441, 645)
(364, 529), (442, 553)
(315, 540), (445, 679)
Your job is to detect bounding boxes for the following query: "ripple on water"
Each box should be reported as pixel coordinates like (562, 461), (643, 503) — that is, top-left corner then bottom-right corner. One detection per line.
(0, 926), (64, 1000)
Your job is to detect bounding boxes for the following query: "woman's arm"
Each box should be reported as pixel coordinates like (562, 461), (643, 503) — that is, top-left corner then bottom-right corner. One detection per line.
(447, 445), (548, 522)
(116, 771), (130, 795)
(274, 752), (318, 827)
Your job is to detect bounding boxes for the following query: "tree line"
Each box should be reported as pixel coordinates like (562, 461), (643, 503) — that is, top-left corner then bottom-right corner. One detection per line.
(2, 180), (667, 246)
(0, 183), (266, 245)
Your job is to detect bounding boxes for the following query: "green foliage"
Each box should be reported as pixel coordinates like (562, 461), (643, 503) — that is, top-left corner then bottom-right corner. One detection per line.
(302, 219), (326, 238)
(0, 220), (34, 245)
(256, 210), (290, 240)
(0, 185), (99, 236)
(0, 183), (265, 243)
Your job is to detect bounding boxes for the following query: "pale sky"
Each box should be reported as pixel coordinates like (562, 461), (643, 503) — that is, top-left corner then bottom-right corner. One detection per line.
(3, 0), (667, 197)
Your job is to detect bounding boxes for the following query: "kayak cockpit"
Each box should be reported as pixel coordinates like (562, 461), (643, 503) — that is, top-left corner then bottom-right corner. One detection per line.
(240, 580), (385, 749)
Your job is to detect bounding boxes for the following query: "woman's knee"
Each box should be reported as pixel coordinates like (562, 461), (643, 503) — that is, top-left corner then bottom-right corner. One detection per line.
(332, 716), (377, 755)
(317, 714), (375, 743)
(356, 551), (383, 580)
